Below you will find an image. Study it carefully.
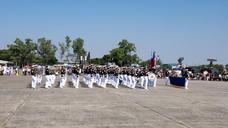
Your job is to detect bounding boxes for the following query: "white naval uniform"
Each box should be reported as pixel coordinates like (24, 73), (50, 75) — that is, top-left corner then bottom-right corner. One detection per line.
(37, 75), (42, 85)
(100, 75), (107, 88)
(72, 74), (79, 88)
(114, 75), (119, 89)
(88, 74), (94, 88)
(60, 75), (67, 88)
(51, 75), (56, 86)
(131, 76), (137, 89)
(140, 76), (144, 88)
(148, 73), (157, 88)
(143, 76), (149, 89)
(31, 75), (37, 89)
(45, 75), (52, 89)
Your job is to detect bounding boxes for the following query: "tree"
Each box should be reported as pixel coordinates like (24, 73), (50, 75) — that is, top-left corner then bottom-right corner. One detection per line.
(59, 42), (66, 61)
(0, 49), (11, 61)
(110, 48), (125, 66)
(89, 58), (105, 65)
(65, 36), (72, 62)
(109, 39), (139, 66)
(102, 54), (112, 63)
(24, 38), (37, 64)
(72, 38), (86, 62)
(37, 38), (57, 65)
(129, 54), (140, 65)
(7, 38), (37, 66)
(211, 64), (224, 74)
(58, 36), (72, 62)
(7, 38), (25, 66)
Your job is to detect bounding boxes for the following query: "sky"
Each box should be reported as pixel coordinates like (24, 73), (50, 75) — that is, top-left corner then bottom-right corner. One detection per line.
(0, 0), (228, 65)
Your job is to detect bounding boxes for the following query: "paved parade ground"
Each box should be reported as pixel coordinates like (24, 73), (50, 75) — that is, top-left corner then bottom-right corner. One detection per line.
(0, 76), (227, 128)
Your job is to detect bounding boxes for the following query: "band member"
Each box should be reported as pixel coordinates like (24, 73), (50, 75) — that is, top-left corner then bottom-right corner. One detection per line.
(31, 67), (37, 89)
(72, 66), (80, 88)
(45, 66), (52, 89)
(60, 66), (67, 88)
(37, 66), (43, 85)
(50, 69), (56, 86)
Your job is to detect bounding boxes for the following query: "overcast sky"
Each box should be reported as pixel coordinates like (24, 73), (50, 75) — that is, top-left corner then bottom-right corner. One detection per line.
(0, 0), (228, 65)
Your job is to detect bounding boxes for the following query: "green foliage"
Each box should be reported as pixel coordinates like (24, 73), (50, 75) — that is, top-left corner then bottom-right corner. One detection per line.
(65, 36), (72, 50)
(37, 38), (58, 65)
(4, 37), (57, 66)
(110, 48), (125, 66)
(211, 64), (224, 74)
(90, 58), (105, 65)
(24, 39), (37, 64)
(0, 49), (11, 61)
(109, 39), (140, 66)
(58, 36), (73, 62)
(7, 38), (37, 66)
(89, 39), (140, 66)
(59, 42), (66, 61)
(72, 38), (86, 62)
(65, 36), (72, 62)
(102, 54), (112, 62)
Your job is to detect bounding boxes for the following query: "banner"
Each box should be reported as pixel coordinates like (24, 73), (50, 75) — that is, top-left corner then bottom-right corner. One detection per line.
(169, 76), (188, 89)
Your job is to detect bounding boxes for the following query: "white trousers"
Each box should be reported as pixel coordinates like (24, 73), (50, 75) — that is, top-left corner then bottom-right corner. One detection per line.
(131, 76), (137, 89)
(144, 76), (148, 89)
(72, 74), (79, 88)
(114, 76), (119, 89)
(88, 75), (94, 88)
(101, 76), (107, 88)
(31, 76), (37, 89)
(140, 76), (144, 88)
(165, 77), (170, 86)
(45, 75), (52, 89)
(51, 75), (56, 86)
(60, 76), (67, 88)
(37, 75), (42, 85)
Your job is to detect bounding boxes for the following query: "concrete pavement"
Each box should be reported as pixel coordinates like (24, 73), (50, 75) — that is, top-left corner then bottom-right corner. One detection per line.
(0, 76), (227, 128)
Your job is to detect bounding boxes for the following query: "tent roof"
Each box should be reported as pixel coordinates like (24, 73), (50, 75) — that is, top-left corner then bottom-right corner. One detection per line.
(0, 60), (14, 64)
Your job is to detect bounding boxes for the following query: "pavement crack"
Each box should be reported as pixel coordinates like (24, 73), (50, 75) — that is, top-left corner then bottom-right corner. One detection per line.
(110, 90), (193, 128)
(133, 101), (193, 128)
(0, 90), (34, 128)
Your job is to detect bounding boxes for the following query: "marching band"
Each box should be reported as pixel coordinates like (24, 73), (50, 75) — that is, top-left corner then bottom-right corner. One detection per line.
(30, 65), (157, 89)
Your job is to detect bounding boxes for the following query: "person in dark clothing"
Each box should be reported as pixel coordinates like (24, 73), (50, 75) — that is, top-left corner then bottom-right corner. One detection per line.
(45, 66), (50, 75)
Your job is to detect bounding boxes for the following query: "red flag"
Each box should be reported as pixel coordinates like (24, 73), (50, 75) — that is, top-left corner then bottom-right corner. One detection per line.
(150, 52), (156, 69)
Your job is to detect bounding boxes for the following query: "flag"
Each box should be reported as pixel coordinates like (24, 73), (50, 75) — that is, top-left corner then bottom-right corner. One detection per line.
(150, 51), (157, 69)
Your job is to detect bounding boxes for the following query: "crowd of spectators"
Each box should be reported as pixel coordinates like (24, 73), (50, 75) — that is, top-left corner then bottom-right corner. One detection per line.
(154, 68), (228, 81)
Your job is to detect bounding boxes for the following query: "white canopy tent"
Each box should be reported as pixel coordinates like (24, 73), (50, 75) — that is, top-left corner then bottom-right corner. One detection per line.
(0, 60), (14, 66)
